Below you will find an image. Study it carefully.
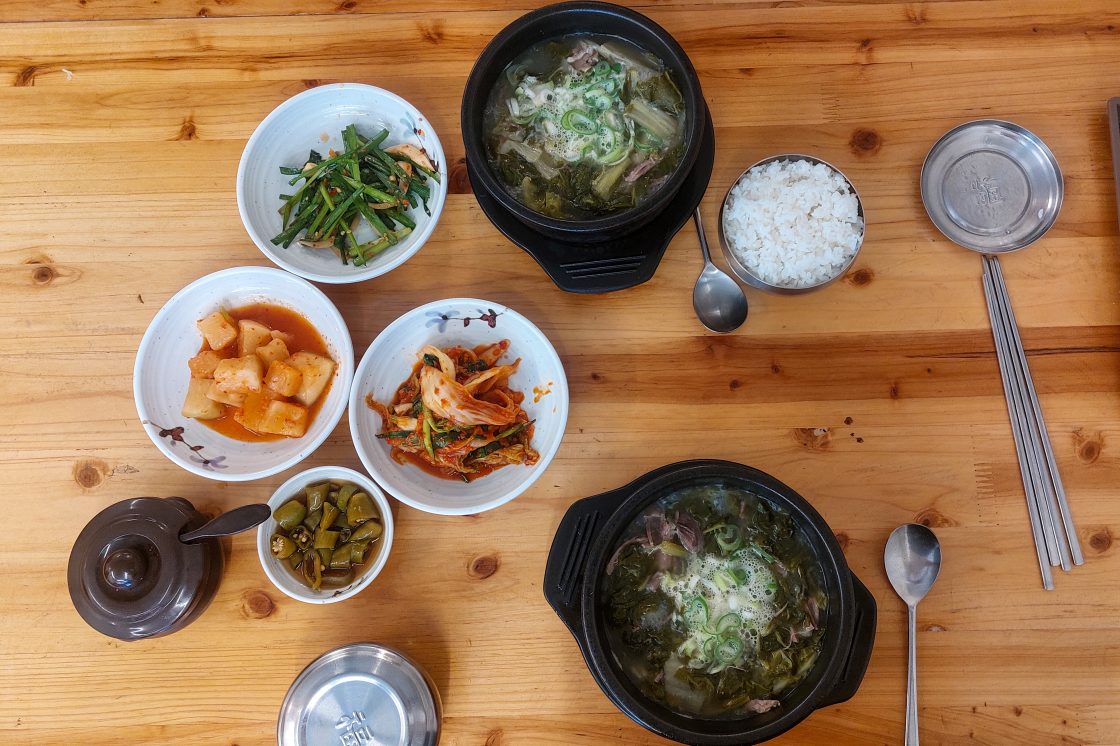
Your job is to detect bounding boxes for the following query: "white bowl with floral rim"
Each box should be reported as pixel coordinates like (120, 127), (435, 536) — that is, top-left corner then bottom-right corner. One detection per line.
(236, 83), (447, 284)
(133, 266), (354, 481)
(348, 298), (569, 515)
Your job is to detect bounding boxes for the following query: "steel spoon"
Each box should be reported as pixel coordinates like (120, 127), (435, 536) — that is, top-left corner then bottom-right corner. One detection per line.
(885, 524), (943, 746)
(691, 208), (747, 333)
(179, 503), (270, 544)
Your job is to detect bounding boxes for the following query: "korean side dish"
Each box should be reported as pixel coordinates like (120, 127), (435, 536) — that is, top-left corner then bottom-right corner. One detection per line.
(484, 34), (686, 220)
(272, 124), (439, 266)
(183, 304), (336, 440)
(270, 480), (384, 591)
(365, 340), (538, 482)
(602, 484), (827, 718)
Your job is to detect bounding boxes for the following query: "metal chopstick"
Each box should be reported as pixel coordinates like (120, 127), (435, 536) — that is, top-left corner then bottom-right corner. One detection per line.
(981, 257), (1055, 588)
(989, 257), (1084, 566)
(984, 258), (1067, 569)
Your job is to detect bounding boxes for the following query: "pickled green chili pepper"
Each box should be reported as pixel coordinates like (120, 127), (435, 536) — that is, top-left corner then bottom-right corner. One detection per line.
(273, 500), (307, 531)
(314, 528), (340, 550)
(288, 525), (313, 551)
(350, 540), (371, 564)
(336, 484), (357, 511)
(271, 534), (297, 560)
(272, 479), (382, 592)
(320, 503), (340, 531)
(349, 519), (383, 543)
(329, 547), (353, 570)
(305, 482), (329, 512)
(347, 492), (377, 524)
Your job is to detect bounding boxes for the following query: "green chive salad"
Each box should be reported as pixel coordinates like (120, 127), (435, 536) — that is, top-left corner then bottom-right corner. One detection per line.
(271, 125), (439, 266)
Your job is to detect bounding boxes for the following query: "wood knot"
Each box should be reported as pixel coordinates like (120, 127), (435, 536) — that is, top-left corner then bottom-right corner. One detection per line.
(728, 378), (742, 390)
(14, 65), (41, 87)
(905, 3), (928, 25)
(833, 531), (850, 552)
(174, 117), (197, 141)
(469, 554), (500, 580)
(793, 427), (831, 451)
(843, 416), (853, 425)
(73, 459), (108, 490)
(240, 590), (275, 619)
(889, 382), (900, 399)
(914, 507), (958, 528)
(485, 729), (503, 746)
(1072, 428), (1103, 464)
(419, 19), (445, 44)
(770, 362), (782, 374)
(849, 128), (881, 155)
(1013, 706), (1024, 716)
(32, 265), (56, 285)
(449, 156), (471, 194)
(926, 624), (947, 632)
(590, 371), (603, 382)
(844, 267), (874, 286)
(336, 0), (357, 10)
(302, 79), (323, 89)
(196, 6), (209, 16)
(1087, 526), (1112, 554)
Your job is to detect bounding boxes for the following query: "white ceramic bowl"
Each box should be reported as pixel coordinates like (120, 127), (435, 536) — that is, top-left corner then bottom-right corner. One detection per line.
(133, 266), (355, 481)
(257, 466), (393, 604)
(349, 298), (569, 515)
(236, 83), (447, 284)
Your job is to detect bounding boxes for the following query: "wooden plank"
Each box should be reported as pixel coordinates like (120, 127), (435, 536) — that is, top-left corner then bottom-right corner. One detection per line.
(3, 1), (1120, 744)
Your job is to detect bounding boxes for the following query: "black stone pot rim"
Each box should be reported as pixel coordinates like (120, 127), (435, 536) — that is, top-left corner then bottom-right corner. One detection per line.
(543, 460), (878, 746)
(461, 1), (706, 237)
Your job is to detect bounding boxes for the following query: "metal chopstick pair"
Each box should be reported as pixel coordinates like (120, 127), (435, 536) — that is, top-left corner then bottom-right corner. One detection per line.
(981, 255), (1083, 589)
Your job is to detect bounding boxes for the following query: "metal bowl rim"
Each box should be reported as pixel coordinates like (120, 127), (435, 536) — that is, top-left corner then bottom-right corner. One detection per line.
(717, 153), (866, 294)
(918, 118), (1064, 255)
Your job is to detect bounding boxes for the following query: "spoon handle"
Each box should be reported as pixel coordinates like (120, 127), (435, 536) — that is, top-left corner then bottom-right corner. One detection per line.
(180, 503), (270, 544)
(906, 604), (919, 746)
(693, 208), (713, 264)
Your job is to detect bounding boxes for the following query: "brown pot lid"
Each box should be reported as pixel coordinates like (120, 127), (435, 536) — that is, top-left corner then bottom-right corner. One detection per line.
(68, 497), (222, 641)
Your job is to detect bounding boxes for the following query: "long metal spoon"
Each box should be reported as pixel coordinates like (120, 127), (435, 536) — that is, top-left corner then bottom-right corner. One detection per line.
(885, 524), (943, 746)
(692, 208), (747, 333)
(180, 503), (270, 544)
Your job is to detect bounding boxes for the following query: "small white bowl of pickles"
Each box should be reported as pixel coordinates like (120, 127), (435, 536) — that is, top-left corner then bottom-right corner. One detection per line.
(257, 466), (393, 604)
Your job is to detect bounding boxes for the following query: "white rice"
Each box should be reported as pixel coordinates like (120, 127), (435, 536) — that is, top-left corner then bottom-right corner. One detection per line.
(722, 158), (864, 289)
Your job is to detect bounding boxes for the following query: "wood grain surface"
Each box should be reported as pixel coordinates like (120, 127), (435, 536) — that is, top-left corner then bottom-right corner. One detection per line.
(2, 1), (1120, 744)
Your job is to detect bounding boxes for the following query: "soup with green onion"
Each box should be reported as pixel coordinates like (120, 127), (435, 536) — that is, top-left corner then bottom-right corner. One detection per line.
(602, 484), (827, 718)
(484, 34), (686, 220)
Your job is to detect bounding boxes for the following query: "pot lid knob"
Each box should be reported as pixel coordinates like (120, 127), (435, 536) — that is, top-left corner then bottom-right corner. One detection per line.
(68, 497), (223, 641)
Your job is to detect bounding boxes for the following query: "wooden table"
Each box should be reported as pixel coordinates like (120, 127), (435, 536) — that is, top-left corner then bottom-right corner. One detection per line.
(3, 1), (1120, 744)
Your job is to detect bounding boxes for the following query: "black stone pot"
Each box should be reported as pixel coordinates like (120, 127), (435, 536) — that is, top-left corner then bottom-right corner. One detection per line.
(461, 1), (707, 243)
(543, 460), (877, 745)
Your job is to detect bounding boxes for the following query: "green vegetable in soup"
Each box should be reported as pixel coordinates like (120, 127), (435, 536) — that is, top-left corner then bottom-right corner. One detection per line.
(483, 33), (686, 220)
(601, 484), (827, 719)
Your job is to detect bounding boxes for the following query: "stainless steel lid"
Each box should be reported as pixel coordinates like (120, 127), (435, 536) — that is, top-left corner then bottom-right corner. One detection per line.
(920, 119), (1063, 253)
(279, 643), (441, 746)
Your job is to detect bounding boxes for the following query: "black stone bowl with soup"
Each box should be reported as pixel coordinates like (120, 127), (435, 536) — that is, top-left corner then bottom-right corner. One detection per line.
(544, 460), (877, 745)
(461, 1), (706, 242)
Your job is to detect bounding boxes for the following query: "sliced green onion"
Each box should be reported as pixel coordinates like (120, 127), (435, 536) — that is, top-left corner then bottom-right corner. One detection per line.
(714, 636), (744, 664)
(715, 613), (742, 634)
(716, 525), (742, 553)
(561, 109), (598, 135)
(683, 596), (709, 627)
